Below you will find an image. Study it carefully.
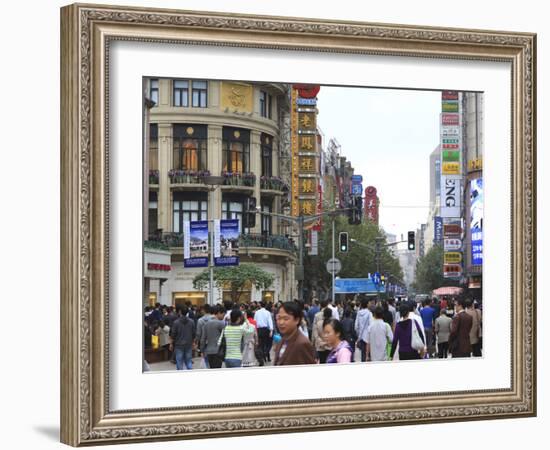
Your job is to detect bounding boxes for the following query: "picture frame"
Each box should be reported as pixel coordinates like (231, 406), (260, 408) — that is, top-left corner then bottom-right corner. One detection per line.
(60, 3), (536, 446)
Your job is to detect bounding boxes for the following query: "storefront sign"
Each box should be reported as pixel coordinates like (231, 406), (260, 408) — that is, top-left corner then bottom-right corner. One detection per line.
(364, 186), (379, 225)
(442, 161), (460, 175)
(468, 158), (483, 172)
(444, 238), (462, 251)
(443, 223), (462, 237)
(442, 113), (459, 126)
(444, 252), (463, 264)
(443, 264), (462, 278)
(442, 101), (459, 112)
(442, 91), (459, 101)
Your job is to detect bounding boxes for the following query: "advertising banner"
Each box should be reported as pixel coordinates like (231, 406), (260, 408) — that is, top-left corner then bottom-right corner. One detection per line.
(443, 223), (462, 237)
(470, 178), (483, 266)
(442, 161), (460, 175)
(434, 216), (443, 243)
(442, 91), (459, 101)
(442, 150), (460, 161)
(440, 177), (461, 217)
(184, 220), (209, 268)
(442, 101), (459, 112)
(441, 113), (459, 126)
(214, 219), (239, 266)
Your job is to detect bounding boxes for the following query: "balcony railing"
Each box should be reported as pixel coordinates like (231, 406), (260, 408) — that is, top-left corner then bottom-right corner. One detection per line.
(148, 232), (296, 253)
(221, 171), (256, 187)
(169, 169), (211, 184)
(260, 176), (289, 192)
(149, 170), (159, 184)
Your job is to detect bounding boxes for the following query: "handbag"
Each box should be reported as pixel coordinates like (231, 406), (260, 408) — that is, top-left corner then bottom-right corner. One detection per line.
(217, 330), (226, 360)
(410, 319), (425, 352)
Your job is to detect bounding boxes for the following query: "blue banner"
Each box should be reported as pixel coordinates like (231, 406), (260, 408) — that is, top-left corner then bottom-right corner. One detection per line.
(351, 183), (363, 196)
(470, 178), (483, 265)
(334, 278), (386, 294)
(184, 220), (209, 268)
(215, 219), (240, 266)
(434, 216), (443, 243)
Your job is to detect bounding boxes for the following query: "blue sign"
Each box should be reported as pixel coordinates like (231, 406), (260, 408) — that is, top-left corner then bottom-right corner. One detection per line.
(351, 175), (363, 183)
(434, 216), (443, 242)
(470, 178), (483, 265)
(296, 98), (317, 106)
(372, 272), (381, 285)
(334, 278), (386, 294)
(351, 184), (363, 196)
(215, 219), (240, 266)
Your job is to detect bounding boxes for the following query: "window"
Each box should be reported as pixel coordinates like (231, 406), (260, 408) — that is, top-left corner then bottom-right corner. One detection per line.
(172, 193), (208, 233)
(261, 133), (273, 177)
(261, 201), (272, 235)
(173, 125), (207, 171)
(148, 191), (158, 235)
(192, 80), (208, 107)
(260, 91), (272, 118)
(173, 80), (189, 107)
(149, 79), (159, 106)
(222, 197), (246, 233)
(222, 127), (250, 173)
(149, 124), (158, 171)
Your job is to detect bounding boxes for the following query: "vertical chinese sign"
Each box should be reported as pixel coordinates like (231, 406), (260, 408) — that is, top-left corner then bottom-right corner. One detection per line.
(364, 186), (379, 224)
(291, 84), (321, 223)
(440, 91), (463, 279)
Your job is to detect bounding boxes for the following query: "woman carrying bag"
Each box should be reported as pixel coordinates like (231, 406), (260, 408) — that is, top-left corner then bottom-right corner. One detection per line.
(390, 303), (427, 361)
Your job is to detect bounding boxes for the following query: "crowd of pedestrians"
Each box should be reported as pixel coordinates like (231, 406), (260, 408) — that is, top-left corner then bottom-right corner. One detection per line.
(143, 294), (482, 370)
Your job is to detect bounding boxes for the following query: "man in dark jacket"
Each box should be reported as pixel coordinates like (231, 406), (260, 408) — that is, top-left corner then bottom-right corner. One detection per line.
(449, 299), (473, 358)
(169, 306), (196, 370)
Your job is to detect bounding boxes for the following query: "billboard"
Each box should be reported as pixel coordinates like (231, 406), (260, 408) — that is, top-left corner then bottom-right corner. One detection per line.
(440, 177), (461, 217)
(184, 220), (209, 268)
(470, 178), (483, 266)
(214, 219), (239, 266)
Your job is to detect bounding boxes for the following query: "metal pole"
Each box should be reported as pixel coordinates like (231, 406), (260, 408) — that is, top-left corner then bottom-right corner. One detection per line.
(209, 227), (214, 305)
(298, 215), (304, 302)
(332, 218), (335, 305)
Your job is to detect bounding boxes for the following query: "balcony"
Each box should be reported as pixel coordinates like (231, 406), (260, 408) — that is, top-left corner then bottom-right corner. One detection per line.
(260, 176), (289, 196)
(148, 170), (159, 186)
(220, 171), (255, 193)
(148, 232), (296, 259)
(169, 169), (211, 191)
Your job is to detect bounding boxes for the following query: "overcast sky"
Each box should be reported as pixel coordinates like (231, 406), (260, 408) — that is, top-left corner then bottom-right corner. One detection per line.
(316, 86), (441, 241)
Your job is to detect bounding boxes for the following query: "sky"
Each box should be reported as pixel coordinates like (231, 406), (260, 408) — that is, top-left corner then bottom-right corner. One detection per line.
(316, 86), (441, 241)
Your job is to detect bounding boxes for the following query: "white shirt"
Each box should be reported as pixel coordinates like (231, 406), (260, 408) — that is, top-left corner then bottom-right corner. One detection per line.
(328, 304), (340, 320)
(254, 308), (274, 330)
(366, 319), (393, 361)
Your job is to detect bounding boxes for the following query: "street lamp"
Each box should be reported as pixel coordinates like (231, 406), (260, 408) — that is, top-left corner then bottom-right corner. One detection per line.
(202, 176), (225, 306)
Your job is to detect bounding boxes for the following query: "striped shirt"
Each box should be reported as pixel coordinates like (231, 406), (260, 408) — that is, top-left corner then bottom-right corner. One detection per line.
(219, 321), (255, 360)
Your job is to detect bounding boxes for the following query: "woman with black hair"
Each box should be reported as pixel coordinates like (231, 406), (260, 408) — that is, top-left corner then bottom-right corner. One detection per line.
(324, 318), (353, 363)
(273, 302), (316, 366)
(390, 303), (426, 361)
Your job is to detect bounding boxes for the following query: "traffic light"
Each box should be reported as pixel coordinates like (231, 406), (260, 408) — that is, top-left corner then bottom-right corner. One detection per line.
(408, 231), (415, 250)
(243, 196), (256, 228)
(348, 196), (363, 225)
(339, 232), (349, 252)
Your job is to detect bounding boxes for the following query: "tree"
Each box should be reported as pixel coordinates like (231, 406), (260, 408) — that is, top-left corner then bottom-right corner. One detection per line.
(193, 263), (275, 304)
(412, 244), (457, 293)
(303, 216), (404, 296)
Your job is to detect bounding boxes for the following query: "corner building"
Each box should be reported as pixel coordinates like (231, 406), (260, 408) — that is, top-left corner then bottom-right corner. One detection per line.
(145, 79), (296, 307)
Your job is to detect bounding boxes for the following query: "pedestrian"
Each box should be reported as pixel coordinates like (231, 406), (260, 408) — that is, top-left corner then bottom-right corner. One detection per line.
(254, 301), (274, 363)
(219, 308), (255, 368)
(448, 299), (473, 358)
(169, 306), (196, 370)
(366, 306), (394, 362)
(195, 304), (214, 368)
(307, 298), (320, 338)
(387, 298), (397, 330)
(324, 319), (353, 363)
(382, 301), (394, 332)
(434, 309), (452, 358)
(201, 306), (226, 369)
(341, 308), (357, 361)
(465, 299), (482, 357)
(420, 299), (436, 357)
(273, 302), (316, 366)
(241, 310), (259, 367)
(154, 320), (171, 359)
(390, 303), (426, 361)
(312, 301), (332, 363)
(355, 297), (373, 362)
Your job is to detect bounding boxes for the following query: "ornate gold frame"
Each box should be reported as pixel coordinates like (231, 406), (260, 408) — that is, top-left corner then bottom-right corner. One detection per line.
(60, 3), (536, 446)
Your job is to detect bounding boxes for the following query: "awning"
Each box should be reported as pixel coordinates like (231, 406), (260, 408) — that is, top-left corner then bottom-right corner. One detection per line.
(432, 286), (463, 296)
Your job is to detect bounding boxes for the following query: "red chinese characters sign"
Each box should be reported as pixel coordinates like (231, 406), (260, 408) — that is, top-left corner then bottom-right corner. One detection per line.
(364, 186), (379, 225)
